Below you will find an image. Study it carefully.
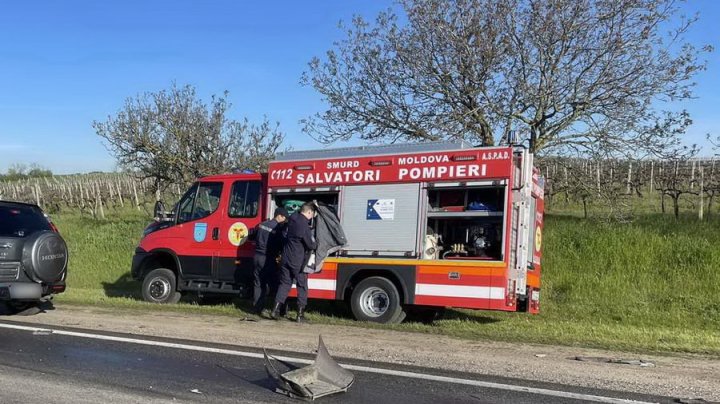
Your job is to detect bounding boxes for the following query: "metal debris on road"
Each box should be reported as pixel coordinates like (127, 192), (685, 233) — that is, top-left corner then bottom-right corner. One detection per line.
(264, 335), (354, 400)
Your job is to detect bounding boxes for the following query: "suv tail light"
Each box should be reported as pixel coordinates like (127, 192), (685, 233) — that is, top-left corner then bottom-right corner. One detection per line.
(43, 213), (59, 233)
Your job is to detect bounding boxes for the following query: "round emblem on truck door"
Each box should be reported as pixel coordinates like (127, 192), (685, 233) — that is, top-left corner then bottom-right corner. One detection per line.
(228, 222), (249, 246)
(535, 226), (542, 252)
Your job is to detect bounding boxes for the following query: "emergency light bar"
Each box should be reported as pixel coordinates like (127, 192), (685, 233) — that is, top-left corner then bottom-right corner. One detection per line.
(451, 155), (477, 162)
(369, 160), (393, 167)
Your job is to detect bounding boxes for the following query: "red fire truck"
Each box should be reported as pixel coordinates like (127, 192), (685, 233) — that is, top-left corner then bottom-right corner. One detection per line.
(131, 141), (544, 323)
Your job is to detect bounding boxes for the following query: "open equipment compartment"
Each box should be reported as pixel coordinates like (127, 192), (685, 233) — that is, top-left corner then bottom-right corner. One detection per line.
(267, 184), (425, 259)
(269, 188), (341, 216)
(423, 182), (506, 261)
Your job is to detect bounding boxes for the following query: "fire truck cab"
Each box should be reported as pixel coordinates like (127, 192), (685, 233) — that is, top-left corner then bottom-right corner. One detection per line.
(131, 141), (544, 323)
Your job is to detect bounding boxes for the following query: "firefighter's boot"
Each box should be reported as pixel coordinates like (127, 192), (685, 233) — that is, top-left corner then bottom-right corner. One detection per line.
(296, 306), (307, 323)
(270, 302), (283, 320)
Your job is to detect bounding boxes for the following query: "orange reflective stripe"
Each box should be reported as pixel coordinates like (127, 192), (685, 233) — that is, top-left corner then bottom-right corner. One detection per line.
(327, 257), (506, 268)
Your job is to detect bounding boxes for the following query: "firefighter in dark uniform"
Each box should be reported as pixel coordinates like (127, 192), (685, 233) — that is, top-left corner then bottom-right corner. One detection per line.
(252, 207), (288, 315)
(271, 202), (317, 322)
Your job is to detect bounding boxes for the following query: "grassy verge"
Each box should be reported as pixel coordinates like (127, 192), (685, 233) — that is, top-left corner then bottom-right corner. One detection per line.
(51, 209), (720, 356)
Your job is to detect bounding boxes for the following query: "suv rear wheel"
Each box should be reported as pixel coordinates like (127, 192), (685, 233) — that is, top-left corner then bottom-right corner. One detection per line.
(142, 268), (181, 304)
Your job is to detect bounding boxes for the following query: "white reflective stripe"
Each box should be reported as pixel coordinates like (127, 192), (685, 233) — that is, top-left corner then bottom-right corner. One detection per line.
(258, 224), (274, 232)
(291, 279), (336, 291)
(415, 284), (505, 300)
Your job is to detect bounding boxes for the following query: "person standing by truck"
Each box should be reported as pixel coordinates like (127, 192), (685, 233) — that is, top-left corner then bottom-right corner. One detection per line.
(252, 207), (288, 315)
(271, 203), (317, 322)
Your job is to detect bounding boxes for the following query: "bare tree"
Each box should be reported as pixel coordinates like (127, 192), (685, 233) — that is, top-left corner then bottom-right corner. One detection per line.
(232, 118), (286, 172)
(654, 157), (696, 219)
(93, 84), (284, 194)
(303, 0), (710, 155)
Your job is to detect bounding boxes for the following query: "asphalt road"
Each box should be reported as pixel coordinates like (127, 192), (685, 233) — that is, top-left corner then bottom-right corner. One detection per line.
(0, 322), (676, 404)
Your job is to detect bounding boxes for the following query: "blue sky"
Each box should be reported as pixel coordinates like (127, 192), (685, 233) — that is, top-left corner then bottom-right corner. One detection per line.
(0, 1), (718, 174)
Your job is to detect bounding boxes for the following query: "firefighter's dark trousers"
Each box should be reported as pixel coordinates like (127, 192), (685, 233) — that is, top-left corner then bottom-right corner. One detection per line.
(274, 262), (308, 309)
(252, 253), (277, 312)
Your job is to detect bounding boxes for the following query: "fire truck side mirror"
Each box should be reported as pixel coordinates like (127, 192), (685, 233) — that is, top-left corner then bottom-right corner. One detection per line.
(153, 200), (166, 222)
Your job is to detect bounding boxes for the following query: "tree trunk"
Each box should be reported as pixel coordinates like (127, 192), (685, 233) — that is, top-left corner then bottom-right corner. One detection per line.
(690, 160), (695, 190)
(649, 161), (654, 193)
(673, 196), (680, 220)
(155, 179), (161, 202)
(661, 193), (665, 214)
(132, 181), (141, 211)
(480, 121), (494, 147)
(528, 132), (537, 153)
(699, 167), (704, 221)
(116, 181), (124, 208)
(626, 162), (632, 194)
(708, 194), (714, 218)
(95, 183), (105, 220)
(34, 183), (41, 207)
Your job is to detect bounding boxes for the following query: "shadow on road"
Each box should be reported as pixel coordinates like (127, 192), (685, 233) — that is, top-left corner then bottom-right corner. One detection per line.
(0, 299), (56, 316)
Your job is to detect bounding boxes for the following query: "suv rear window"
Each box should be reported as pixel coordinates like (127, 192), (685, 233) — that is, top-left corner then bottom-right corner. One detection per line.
(0, 204), (52, 237)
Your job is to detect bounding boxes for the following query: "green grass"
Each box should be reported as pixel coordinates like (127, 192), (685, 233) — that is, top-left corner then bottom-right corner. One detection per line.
(50, 207), (720, 356)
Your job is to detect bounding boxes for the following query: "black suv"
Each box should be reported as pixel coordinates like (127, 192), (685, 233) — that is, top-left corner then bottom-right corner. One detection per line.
(0, 201), (67, 311)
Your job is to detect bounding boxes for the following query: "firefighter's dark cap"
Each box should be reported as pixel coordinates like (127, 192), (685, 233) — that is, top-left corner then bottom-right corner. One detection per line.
(274, 207), (289, 218)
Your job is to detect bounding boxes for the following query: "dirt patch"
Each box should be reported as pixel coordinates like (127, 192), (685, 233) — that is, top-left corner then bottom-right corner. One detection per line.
(4, 304), (720, 401)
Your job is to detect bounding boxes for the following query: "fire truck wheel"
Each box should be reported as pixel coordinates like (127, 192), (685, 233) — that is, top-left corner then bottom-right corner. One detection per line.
(142, 268), (182, 304)
(350, 277), (405, 324)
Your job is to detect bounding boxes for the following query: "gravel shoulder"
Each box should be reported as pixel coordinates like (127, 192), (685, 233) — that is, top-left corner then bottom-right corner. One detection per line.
(4, 303), (719, 401)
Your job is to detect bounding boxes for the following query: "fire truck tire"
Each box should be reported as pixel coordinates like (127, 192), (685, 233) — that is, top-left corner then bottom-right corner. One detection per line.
(142, 268), (182, 304)
(350, 277), (405, 324)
